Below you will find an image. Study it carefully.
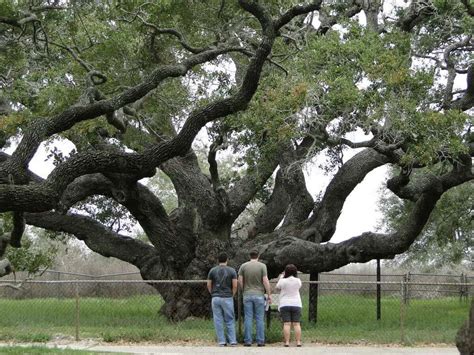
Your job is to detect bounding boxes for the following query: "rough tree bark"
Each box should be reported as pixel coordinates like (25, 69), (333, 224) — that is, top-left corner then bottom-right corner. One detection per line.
(456, 300), (474, 355)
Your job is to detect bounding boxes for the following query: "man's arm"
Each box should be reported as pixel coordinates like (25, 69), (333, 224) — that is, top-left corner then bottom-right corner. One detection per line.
(263, 275), (272, 303)
(207, 279), (212, 294)
(238, 275), (244, 290)
(232, 278), (238, 296)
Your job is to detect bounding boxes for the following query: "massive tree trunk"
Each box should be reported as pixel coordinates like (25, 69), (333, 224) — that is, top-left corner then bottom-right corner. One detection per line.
(456, 300), (474, 355)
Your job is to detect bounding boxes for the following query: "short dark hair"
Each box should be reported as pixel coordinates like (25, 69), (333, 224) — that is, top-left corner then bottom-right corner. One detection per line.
(249, 250), (259, 259)
(284, 264), (297, 278)
(218, 253), (228, 263)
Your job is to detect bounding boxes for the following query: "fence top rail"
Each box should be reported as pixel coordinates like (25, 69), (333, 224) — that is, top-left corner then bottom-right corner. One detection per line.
(407, 273), (473, 277)
(320, 272), (473, 277)
(307, 281), (474, 286)
(37, 270), (97, 278)
(14, 269), (471, 279)
(0, 279), (208, 284)
(36, 269), (141, 278)
(319, 273), (404, 276)
(0, 279), (473, 287)
(94, 272), (141, 278)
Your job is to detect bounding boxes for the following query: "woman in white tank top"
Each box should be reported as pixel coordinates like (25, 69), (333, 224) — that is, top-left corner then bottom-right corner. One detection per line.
(275, 264), (302, 347)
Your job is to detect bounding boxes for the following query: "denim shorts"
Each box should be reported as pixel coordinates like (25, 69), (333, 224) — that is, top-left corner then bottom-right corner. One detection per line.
(279, 306), (302, 323)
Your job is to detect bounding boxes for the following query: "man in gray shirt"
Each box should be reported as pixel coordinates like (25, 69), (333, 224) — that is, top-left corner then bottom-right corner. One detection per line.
(207, 253), (237, 346)
(238, 250), (272, 347)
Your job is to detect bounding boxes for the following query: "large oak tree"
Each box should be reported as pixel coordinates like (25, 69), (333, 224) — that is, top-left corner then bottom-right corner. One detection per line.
(0, 0), (472, 319)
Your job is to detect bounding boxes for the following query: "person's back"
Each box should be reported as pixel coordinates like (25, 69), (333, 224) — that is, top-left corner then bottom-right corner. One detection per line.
(238, 250), (272, 347)
(276, 276), (302, 310)
(239, 260), (266, 295)
(208, 265), (235, 298)
(207, 253), (237, 347)
(275, 264), (302, 347)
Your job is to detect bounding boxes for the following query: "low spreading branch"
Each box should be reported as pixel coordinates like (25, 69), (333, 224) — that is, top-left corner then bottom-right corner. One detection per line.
(24, 211), (159, 269)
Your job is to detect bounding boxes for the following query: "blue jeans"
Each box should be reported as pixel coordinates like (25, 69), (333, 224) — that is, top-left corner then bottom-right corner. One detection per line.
(211, 297), (237, 345)
(243, 294), (265, 345)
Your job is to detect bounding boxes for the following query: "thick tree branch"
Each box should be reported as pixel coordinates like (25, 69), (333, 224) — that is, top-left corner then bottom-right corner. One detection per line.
(451, 64), (474, 111)
(0, 0), (289, 215)
(208, 135), (225, 190)
(124, 12), (211, 54)
(317, 2), (362, 35)
(281, 161), (313, 227)
(0, 17), (22, 28)
(2, 151), (183, 260)
(24, 211), (159, 270)
(360, 0), (382, 32)
(442, 36), (472, 109)
(58, 174), (116, 211)
(304, 148), (390, 242)
(160, 152), (227, 229)
(244, 161), (473, 275)
(239, 140), (314, 236)
(239, 0), (273, 31)
(54, 172), (195, 267)
(227, 148), (282, 220)
(9, 211), (25, 248)
(252, 169), (290, 235)
(339, 137), (376, 149)
(61, 173), (171, 234)
(0, 258), (12, 277)
(16, 165), (192, 269)
(30, 5), (67, 12)
(274, 1), (323, 31)
(278, 143), (314, 228)
(0, 45), (247, 178)
(121, 183), (196, 268)
(397, 0), (436, 32)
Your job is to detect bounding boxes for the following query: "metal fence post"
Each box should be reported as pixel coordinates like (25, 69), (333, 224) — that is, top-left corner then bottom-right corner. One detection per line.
(400, 281), (405, 344)
(237, 285), (242, 340)
(459, 273), (466, 302)
(406, 272), (411, 305)
(402, 274), (408, 305)
(308, 272), (319, 323)
(75, 282), (80, 341)
(464, 274), (469, 302)
(57, 272), (61, 299)
(376, 259), (381, 320)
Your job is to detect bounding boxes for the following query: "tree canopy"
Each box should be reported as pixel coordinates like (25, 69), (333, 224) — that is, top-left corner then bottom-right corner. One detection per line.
(0, 0), (473, 318)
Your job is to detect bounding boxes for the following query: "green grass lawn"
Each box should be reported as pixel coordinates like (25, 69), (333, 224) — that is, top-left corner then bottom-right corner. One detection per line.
(0, 295), (469, 345)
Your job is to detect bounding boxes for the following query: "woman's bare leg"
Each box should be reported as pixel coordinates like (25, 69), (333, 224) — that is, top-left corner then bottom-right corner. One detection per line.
(293, 322), (301, 345)
(283, 322), (291, 345)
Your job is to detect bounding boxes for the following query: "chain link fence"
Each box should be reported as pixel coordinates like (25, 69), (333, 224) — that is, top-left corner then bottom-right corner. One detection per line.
(0, 276), (471, 345)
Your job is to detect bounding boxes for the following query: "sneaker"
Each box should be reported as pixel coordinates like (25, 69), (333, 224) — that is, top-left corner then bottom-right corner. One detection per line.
(244, 343), (251, 347)
(257, 343), (265, 347)
(229, 343), (238, 347)
(219, 343), (227, 347)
